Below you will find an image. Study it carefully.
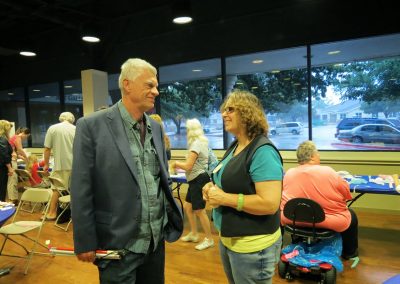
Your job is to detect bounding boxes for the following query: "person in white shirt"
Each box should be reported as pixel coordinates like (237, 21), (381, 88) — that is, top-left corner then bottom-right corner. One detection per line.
(43, 112), (76, 220)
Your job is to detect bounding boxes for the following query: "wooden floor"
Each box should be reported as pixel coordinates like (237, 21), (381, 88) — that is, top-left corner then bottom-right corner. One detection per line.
(0, 206), (399, 284)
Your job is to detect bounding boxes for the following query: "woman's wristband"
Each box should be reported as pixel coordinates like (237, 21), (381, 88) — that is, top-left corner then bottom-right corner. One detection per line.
(236, 193), (244, 211)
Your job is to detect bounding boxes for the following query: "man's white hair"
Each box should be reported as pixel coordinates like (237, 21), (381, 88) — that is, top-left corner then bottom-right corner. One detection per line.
(118, 58), (157, 93)
(59, 112), (75, 123)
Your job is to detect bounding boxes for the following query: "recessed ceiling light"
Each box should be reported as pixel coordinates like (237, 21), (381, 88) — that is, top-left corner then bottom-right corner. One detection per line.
(389, 78), (396, 81)
(284, 77), (291, 81)
(236, 82), (244, 85)
(173, 16), (193, 24)
(20, 51), (36, 57)
(45, 95), (51, 98)
(8, 92), (14, 95)
(293, 83), (301, 86)
(217, 77), (222, 80)
(271, 70), (280, 74)
(251, 86), (258, 89)
(192, 69), (202, 72)
(82, 36), (100, 43)
(328, 50), (341, 55)
(64, 85), (73, 88)
(252, 59), (263, 64)
(33, 89), (40, 92)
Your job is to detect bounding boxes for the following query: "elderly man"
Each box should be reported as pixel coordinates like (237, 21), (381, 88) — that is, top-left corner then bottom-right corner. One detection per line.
(71, 58), (183, 283)
(43, 111), (76, 220)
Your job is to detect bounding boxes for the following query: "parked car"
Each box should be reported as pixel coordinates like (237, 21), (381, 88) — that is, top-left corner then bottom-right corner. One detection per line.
(270, 122), (303, 135)
(337, 124), (400, 144)
(335, 118), (399, 137)
(388, 118), (400, 129)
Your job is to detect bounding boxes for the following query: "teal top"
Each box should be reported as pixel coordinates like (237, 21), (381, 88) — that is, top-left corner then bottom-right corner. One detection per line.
(212, 144), (283, 231)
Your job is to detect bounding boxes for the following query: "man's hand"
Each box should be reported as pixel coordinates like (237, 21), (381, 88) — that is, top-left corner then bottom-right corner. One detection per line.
(77, 251), (96, 262)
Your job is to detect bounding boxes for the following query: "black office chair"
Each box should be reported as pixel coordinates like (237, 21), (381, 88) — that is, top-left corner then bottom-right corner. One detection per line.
(278, 198), (337, 284)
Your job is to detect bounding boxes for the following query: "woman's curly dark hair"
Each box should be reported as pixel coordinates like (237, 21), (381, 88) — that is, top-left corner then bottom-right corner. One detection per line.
(220, 90), (269, 140)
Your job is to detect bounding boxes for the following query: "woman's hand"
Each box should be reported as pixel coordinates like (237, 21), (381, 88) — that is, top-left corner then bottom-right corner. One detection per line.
(203, 183), (225, 208)
(7, 168), (14, 176)
(202, 182), (213, 201)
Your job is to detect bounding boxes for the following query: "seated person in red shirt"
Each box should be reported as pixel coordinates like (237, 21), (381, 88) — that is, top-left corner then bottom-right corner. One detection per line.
(280, 140), (359, 260)
(26, 154), (47, 187)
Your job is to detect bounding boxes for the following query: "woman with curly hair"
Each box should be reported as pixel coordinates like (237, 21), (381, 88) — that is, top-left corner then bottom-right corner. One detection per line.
(203, 90), (283, 284)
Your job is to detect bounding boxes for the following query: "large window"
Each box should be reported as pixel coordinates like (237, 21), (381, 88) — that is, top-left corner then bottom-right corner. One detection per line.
(311, 33), (400, 150)
(108, 74), (121, 106)
(159, 59), (223, 149)
(64, 79), (83, 120)
(28, 83), (61, 147)
(0, 87), (26, 132)
(2, 34), (399, 152)
(226, 47), (309, 150)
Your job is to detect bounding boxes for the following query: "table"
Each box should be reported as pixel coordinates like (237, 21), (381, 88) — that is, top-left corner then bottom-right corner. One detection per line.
(171, 174), (400, 207)
(170, 173), (187, 208)
(346, 175), (400, 207)
(17, 164), (52, 172)
(0, 204), (16, 227)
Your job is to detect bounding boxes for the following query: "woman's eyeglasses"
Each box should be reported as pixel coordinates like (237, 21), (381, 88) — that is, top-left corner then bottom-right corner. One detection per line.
(223, 106), (235, 114)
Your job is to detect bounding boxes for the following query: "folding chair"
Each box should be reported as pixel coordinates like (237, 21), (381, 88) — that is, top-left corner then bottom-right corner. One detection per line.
(14, 169), (44, 213)
(48, 177), (72, 231)
(0, 188), (53, 274)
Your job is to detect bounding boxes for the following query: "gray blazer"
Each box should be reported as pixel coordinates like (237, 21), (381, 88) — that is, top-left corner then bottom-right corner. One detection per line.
(70, 104), (183, 254)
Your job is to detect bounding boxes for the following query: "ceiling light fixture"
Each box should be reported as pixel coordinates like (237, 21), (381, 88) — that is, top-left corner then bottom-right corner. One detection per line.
(328, 50), (341, 55)
(172, 0), (193, 24)
(81, 23), (101, 43)
(64, 85), (73, 88)
(33, 89), (40, 92)
(8, 92), (14, 95)
(82, 36), (100, 43)
(19, 51), (36, 57)
(192, 69), (202, 72)
(252, 59), (263, 64)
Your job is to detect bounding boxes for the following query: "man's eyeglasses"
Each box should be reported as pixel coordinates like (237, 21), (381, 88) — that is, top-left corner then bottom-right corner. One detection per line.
(223, 106), (235, 114)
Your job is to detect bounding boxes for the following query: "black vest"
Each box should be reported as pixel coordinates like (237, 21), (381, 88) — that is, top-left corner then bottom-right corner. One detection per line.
(214, 135), (282, 237)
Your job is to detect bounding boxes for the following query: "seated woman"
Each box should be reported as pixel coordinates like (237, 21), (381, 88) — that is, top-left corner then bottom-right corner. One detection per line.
(280, 140), (359, 260)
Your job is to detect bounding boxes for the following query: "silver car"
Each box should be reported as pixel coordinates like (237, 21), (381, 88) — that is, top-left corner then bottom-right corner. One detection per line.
(337, 124), (400, 144)
(270, 122), (303, 135)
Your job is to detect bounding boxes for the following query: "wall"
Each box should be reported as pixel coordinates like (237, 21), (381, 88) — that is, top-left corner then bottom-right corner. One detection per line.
(30, 146), (399, 211)
(172, 149), (400, 212)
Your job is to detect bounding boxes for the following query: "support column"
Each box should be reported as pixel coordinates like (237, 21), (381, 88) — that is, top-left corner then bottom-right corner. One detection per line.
(81, 69), (109, 116)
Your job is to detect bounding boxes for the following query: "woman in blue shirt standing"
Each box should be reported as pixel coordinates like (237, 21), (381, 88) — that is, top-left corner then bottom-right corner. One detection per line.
(203, 90), (283, 284)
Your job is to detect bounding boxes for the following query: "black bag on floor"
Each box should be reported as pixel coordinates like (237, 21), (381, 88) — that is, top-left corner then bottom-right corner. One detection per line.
(57, 205), (71, 224)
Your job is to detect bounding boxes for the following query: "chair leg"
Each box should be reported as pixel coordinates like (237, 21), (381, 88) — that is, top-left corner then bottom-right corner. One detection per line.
(65, 219), (72, 232)
(0, 235), (9, 254)
(54, 204), (71, 231)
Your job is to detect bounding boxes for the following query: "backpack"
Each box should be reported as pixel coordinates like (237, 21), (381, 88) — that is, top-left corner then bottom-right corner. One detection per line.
(206, 147), (219, 177)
